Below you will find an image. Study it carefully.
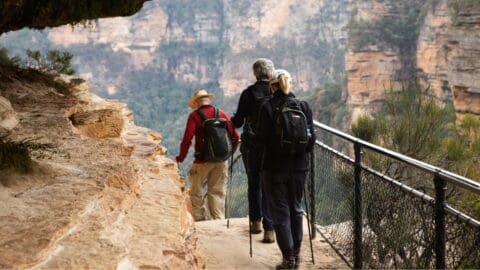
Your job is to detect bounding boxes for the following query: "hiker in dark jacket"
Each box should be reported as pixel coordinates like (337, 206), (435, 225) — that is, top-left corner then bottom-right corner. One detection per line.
(255, 69), (315, 269)
(232, 58), (275, 243)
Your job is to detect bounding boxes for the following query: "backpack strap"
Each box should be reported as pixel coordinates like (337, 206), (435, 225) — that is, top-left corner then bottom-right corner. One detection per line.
(214, 107), (219, 119)
(196, 107), (212, 121)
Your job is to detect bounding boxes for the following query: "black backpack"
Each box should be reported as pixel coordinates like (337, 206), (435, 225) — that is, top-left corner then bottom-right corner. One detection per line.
(272, 97), (310, 155)
(242, 85), (270, 147)
(196, 107), (233, 162)
(247, 86), (270, 128)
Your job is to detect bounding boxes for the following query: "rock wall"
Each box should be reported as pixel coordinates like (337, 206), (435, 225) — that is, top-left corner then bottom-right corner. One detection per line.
(346, 0), (424, 119)
(0, 68), (204, 269)
(346, 0), (480, 121)
(417, 0), (480, 119)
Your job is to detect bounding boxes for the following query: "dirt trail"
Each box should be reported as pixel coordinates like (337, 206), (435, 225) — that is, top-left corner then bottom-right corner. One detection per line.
(196, 218), (349, 269)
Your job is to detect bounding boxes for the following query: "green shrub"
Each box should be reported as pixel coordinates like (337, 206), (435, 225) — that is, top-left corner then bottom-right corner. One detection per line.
(351, 114), (377, 142)
(307, 80), (349, 129)
(25, 49), (75, 75)
(0, 139), (33, 173)
(0, 47), (20, 67)
(0, 138), (54, 174)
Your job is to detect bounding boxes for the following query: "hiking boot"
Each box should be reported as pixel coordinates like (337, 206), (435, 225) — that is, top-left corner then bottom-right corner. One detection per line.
(251, 220), (262, 234)
(293, 248), (301, 269)
(262, 230), (275, 243)
(276, 258), (295, 270)
(293, 255), (301, 269)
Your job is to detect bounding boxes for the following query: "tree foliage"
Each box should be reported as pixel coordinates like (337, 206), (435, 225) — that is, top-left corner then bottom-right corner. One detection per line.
(350, 81), (479, 219)
(25, 49), (75, 75)
(307, 80), (349, 129)
(351, 81), (455, 163)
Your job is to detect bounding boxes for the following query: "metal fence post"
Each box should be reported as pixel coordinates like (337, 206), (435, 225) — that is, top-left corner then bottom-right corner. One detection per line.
(353, 142), (363, 269)
(434, 173), (447, 270)
(310, 151), (316, 239)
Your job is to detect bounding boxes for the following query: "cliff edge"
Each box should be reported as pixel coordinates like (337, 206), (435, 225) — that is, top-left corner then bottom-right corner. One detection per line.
(0, 67), (204, 269)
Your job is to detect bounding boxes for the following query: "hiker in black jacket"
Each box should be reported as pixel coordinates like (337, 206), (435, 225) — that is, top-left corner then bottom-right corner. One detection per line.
(255, 69), (315, 269)
(232, 58), (275, 243)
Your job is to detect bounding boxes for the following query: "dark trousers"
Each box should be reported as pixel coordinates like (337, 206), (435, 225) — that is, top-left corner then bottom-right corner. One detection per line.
(263, 171), (306, 259)
(247, 170), (273, 230)
(241, 146), (273, 230)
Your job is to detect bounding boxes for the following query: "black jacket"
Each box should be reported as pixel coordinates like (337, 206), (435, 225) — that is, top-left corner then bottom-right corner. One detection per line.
(255, 91), (316, 172)
(232, 80), (270, 172)
(232, 80), (270, 129)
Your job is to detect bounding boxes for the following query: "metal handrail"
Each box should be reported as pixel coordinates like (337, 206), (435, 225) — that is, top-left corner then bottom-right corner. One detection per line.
(313, 120), (480, 194)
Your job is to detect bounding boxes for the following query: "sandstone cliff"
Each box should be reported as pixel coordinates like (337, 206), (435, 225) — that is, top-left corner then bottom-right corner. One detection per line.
(0, 67), (204, 269)
(346, 0), (480, 121)
(417, 0), (480, 119)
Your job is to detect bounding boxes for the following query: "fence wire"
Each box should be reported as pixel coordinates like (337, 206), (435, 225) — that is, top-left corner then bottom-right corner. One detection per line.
(361, 168), (436, 268)
(444, 183), (480, 268)
(226, 154), (249, 218)
(310, 142), (354, 264)
(311, 126), (480, 269)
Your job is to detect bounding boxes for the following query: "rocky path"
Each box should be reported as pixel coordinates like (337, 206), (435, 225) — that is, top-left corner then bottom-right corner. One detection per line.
(196, 218), (349, 269)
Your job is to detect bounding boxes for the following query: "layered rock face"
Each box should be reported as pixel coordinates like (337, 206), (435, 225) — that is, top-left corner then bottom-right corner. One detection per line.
(346, 0), (480, 121)
(346, 0), (424, 120)
(0, 69), (203, 269)
(417, 0), (480, 119)
(42, 0), (352, 95)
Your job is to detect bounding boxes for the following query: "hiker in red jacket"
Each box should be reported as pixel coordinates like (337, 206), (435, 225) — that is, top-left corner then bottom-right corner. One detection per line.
(176, 89), (239, 221)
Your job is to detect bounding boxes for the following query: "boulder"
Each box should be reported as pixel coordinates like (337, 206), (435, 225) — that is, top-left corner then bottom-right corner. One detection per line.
(0, 96), (18, 137)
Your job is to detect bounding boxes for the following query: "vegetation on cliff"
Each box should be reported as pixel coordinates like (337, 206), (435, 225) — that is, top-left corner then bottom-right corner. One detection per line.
(1, 47), (75, 75)
(351, 81), (479, 216)
(0, 138), (54, 174)
(306, 80), (349, 129)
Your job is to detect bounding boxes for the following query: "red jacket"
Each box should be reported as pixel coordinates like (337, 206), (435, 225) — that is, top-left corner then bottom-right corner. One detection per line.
(177, 105), (239, 163)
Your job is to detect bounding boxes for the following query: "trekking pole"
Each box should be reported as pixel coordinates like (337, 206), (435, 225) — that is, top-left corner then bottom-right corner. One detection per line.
(227, 153), (234, 228)
(309, 151), (316, 239)
(249, 213), (253, 258)
(303, 186), (315, 265)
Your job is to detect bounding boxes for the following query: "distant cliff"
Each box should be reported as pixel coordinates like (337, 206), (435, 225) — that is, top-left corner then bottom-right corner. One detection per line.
(9, 0), (352, 96)
(346, 0), (480, 121)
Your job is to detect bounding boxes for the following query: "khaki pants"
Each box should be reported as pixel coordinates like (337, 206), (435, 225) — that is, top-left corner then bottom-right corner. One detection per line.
(188, 161), (228, 221)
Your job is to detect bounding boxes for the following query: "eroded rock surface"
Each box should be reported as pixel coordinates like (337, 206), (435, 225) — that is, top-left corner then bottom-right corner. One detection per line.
(0, 96), (18, 137)
(0, 69), (203, 269)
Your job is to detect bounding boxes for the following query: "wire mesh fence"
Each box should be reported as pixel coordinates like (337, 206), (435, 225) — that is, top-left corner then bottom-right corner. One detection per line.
(226, 154), (249, 218)
(309, 142), (354, 265)
(310, 121), (480, 269)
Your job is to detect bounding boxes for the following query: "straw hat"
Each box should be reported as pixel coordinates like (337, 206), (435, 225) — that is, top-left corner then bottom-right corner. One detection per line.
(188, 89), (215, 109)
